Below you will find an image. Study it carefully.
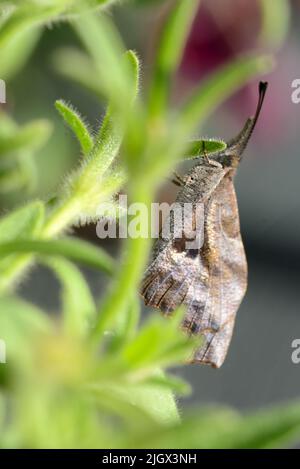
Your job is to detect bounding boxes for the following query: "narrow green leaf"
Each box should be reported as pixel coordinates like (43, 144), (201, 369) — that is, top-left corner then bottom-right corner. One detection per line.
(0, 202), (45, 291)
(0, 119), (52, 157)
(0, 27), (41, 80)
(149, 0), (199, 117)
(73, 13), (128, 108)
(0, 1), (121, 49)
(183, 138), (227, 159)
(0, 201), (44, 242)
(180, 54), (274, 133)
(55, 100), (94, 155)
(106, 294), (140, 353)
(0, 4), (64, 49)
(92, 186), (153, 341)
(0, 238), (114, 275)
(44, 257), (96, 337)
(52, 47), (105, 99)
(120, 295), (140, 342)
(259, 0), (290, 49)
(124, 50), (140, 106)
(71, 50), (140, 204)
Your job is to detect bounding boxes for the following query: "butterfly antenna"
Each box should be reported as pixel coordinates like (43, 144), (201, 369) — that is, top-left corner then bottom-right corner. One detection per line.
(226, 81), (268, 158)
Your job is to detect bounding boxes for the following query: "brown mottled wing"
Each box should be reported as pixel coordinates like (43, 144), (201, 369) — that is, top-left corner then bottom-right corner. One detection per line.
(191, 171), (248, 367)
(141, 169), (247, 368)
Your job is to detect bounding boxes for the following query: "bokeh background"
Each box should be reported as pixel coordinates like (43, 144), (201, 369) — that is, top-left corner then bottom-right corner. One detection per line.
(2, 0), (300, 412)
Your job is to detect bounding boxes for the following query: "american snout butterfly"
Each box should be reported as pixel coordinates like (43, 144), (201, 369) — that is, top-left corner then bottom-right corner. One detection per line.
(141, 82), (268, 368)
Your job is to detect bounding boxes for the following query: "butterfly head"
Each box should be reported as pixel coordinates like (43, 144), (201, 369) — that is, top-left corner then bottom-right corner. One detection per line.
(214, 81), (268, 168)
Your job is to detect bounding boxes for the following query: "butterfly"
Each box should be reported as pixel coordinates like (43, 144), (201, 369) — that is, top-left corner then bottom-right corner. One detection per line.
(141, 82), (268, 368)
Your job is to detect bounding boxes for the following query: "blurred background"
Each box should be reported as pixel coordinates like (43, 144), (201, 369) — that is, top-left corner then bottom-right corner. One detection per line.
(2, 0), (300, 412)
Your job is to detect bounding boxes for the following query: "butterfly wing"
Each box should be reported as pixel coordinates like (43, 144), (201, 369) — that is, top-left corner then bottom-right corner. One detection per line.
(141, 168), (247, 368)
(141, 164), (223, 317)
(192, 171), (248, 367)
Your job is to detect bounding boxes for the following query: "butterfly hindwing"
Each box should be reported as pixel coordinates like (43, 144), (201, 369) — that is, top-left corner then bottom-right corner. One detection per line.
(141, 167), (247, 368)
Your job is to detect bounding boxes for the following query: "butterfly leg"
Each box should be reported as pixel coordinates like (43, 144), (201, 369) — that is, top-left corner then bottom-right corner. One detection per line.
(171, 171), (185, 187)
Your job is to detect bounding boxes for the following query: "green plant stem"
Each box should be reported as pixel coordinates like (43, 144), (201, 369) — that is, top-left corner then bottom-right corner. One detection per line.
(0, 239), (114, 274)
(92, 183), (153, 341)
(0, 196), (81, 292)
(180, 54), (274, 132)
(42, 196), (82, 238)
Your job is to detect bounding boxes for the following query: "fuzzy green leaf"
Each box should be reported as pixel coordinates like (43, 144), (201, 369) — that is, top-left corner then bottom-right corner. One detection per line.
(55, 100), (94, 155)
(183, 139), (227, 159)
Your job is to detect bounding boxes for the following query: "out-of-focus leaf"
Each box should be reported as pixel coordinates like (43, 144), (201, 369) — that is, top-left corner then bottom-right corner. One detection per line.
(149, 0), (199, 117)
(0, 3), (63, 49)
(127, 407), (240, 449)
(73, 13), (132, 114)
(52, 47), (105, 99)
(101, 380), (180, 425)
(120, 312), (198, 372)
(259, 0), (290, 49)
(143, 373), (191, 396)
(0, 238), (114, 274)
(132, 0), (166, 4)
(0, 296), (51, 359)
(0, 27), (41, 80)
(225, 401), (300, 449)
(44, 257), (96, 337)
(0, 119), (52, 157)
(0, 201), (44, 242)
(180, 54), (274, 134)
(133, 402), (300, 449)
(0, 1), (121, 49)
(0, 115), (51, 193)
(105, 294), (140, 353)
(116, 294), (140, 343)
(0, 202), (44, 291)
(0, 166), (27, 193)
